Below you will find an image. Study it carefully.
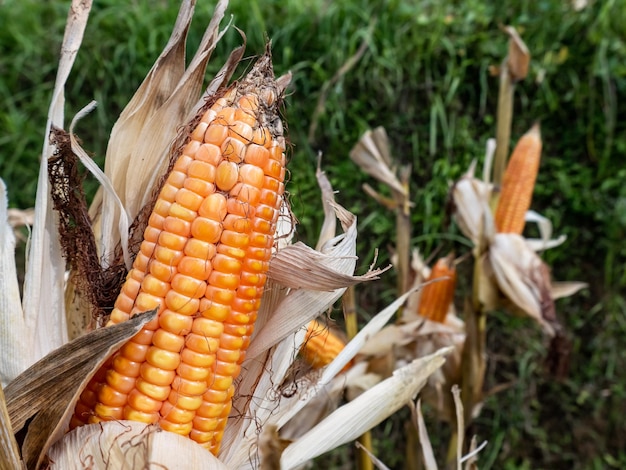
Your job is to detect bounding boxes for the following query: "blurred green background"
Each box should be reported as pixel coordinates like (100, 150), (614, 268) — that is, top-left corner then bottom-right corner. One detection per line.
(1, 0), (624, 468)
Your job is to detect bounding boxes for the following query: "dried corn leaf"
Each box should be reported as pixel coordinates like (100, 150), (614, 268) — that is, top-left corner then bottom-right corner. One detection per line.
(0, 383), (23, 469)
(280, 348), (451, 468)
(315, 163), (337, 250)
(219, 272), (410, 468)
(2, 0), (91, 388)
(451, 162), (494, 249)
(489, 233), (556, 334)
(247, 205), (362, 359)
(268, 242), (383, 291)
(47, 421), (228, 470)
(96, 0), (230, 266)
(0, 180), (32, 386)
(5, 310), (156, 469)
(504, 25), (530, 82)
(350, 127), (406, 196)
(413, 400), (437, 470)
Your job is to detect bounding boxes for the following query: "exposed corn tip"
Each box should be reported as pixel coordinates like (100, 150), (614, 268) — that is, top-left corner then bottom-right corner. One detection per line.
(301, 319), (349, 370)
(494, 123), (542, 234)
(417, 254), (457, 323)
(71, 55), (286, 455)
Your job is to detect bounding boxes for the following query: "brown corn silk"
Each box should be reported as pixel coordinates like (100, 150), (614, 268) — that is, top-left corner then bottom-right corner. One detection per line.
(71, 54), (287, 455)
(417, 255), (457, 324)
(301, 320), (349, 370)
(494, 123), (542, 234)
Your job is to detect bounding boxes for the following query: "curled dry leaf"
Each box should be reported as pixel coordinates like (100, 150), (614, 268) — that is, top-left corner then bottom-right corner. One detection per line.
(5, 309), (156, 470)
(503, 25), (530, 82)
(450, 162), (493, 249)
(350, 126), (406, 197)
(413, 399), (438, 470)
(268, 242), (384, 291)
(488, 233), (556, 335)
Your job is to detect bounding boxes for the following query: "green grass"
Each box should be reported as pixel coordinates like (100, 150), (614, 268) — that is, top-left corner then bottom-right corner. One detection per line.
(1, 0), (625, 468)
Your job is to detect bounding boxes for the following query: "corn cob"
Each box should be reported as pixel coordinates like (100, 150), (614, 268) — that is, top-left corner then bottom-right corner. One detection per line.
(417, 255), (457, 323)
(301, 319), (348, 370)
(71, 55), (286, 455)
(494, 123), (542, 234)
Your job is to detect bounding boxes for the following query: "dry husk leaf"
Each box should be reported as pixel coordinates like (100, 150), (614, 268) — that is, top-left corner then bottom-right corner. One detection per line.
(0, 382), (22, 469)
(488, 233), (556, 335)
(279, 347), (451, 468)
(5, 310), (155, 469)
(350, 126), (407, 197)
(504, 25), (530, 82)
(451, 161), (493, 250)
(47, 421), (228, 470)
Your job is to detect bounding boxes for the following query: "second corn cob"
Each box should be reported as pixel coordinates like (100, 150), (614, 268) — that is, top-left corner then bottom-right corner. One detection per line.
(301, 319), (349, 370)
(494, 123), (542, 234)
(417, 254), (457, 323)
(71, 54), (286, 455)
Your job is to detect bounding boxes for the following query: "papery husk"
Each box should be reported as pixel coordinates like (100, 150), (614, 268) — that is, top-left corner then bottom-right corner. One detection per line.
(488, 233), (557, 335)
(237, 288), (427, 468)
(413, 400), (438, 470)
(221, 213), (377, 464)
(19, 0), (94, 380)
(0, 179), (31, 387)
(350, 127), (406, 197)
(0, 382), (23, 469)
(280, 348), (451, 468)
(5, 310), (156, 470)
(0, 0), (92, 388)
(503, 25), (530, 83)
(47, 421), (228, 470)
(64, 0), (237, 338)
(248, 206), (384, 359)
(451, 161), (493, 250)
(93, 0), (230, 266)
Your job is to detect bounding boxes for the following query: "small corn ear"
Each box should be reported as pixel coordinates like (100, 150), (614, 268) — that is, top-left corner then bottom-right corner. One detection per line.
(417, 255), (457, 323)
(494, 123), (542, 234)
(301, 320), (349, 370)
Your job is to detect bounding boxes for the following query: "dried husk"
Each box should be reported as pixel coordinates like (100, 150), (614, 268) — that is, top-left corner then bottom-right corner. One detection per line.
(5, 310), (155, 469)
(47, 421), (229, 470)
(350, 126), (407, 197)
(279, 348), (451, 468)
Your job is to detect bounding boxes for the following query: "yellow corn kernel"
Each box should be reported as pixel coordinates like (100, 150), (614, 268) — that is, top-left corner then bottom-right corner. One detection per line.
(494, 123), (542, 234)
(172, 376), (209, 396)
(140, 363), (176, 386)
(135, 378), (171, 402)
(216, 161), (239, 191)
(160, 419), (194, 435)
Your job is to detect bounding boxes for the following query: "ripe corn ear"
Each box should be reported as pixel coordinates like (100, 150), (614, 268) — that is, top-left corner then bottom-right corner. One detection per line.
(417, 255), (457, 323)
(301, 320), (349, 370)
(71, 55), (286, 455)
(494, 123), (542, 234)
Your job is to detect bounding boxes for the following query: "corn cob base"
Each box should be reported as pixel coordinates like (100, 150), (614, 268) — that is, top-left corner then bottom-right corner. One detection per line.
(71, 53), (286, 455)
